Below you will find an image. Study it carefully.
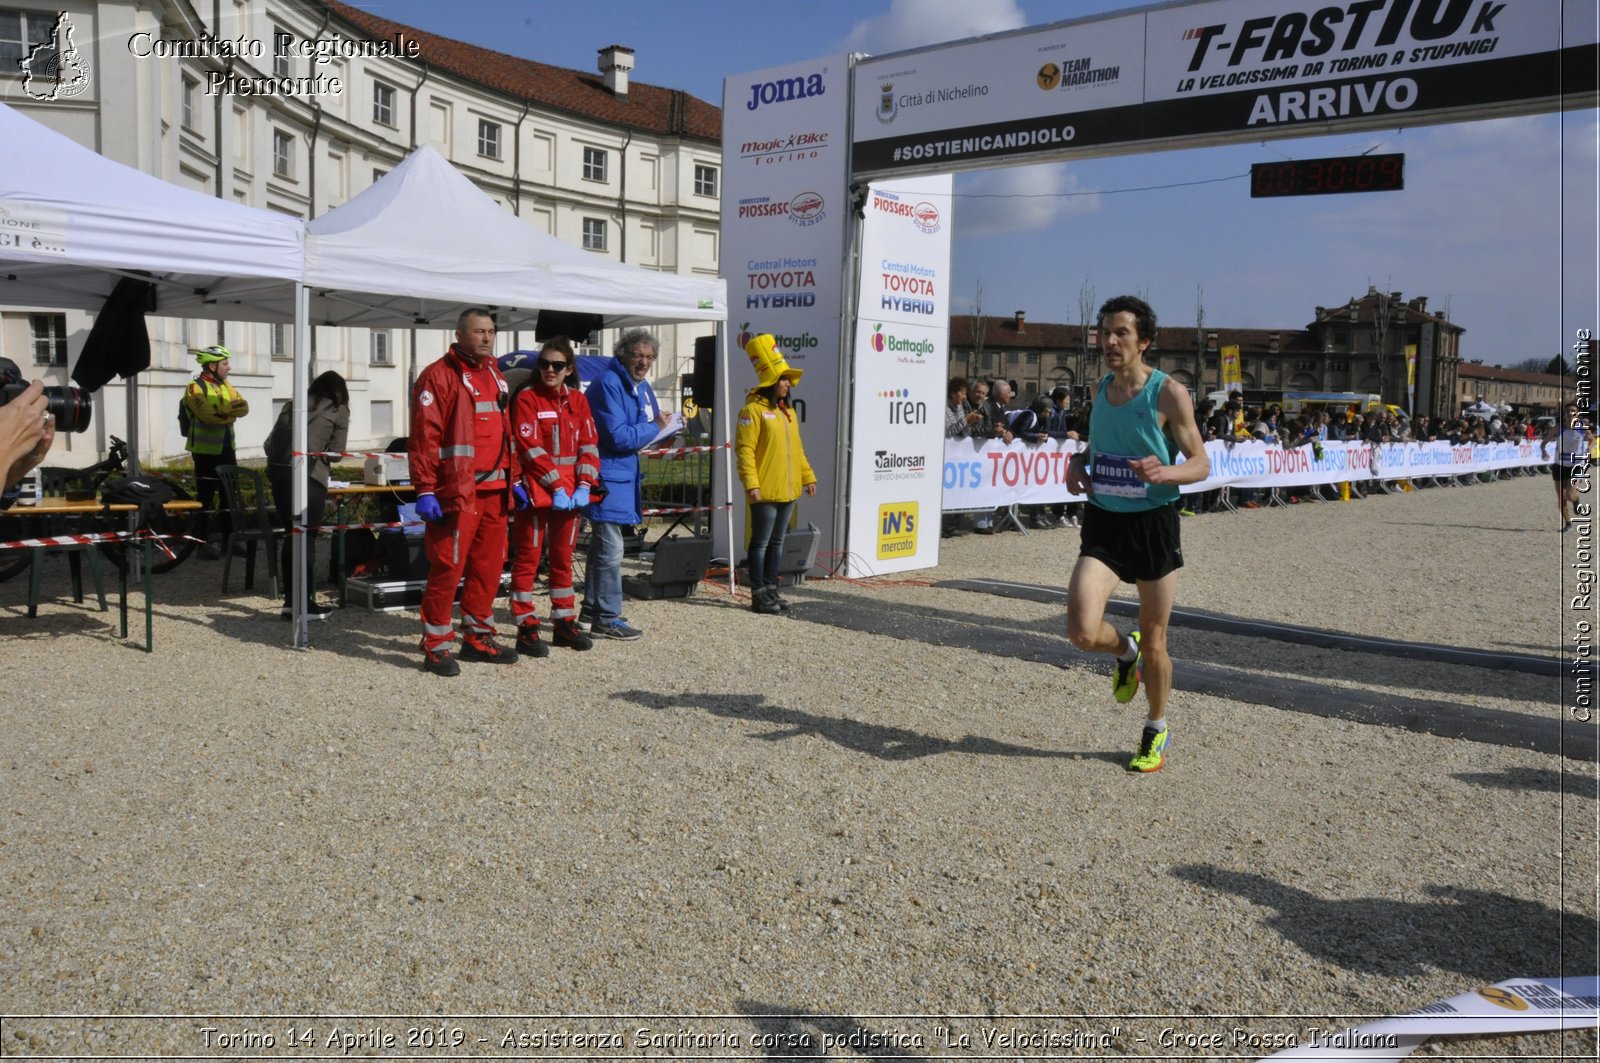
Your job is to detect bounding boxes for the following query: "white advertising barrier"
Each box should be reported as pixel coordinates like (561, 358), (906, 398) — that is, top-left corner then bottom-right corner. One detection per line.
(1260, 975), (1599, 1061)
(942, 439), (1552, 510)
(846, 174), (954, 576)
(718, 57), (853, 570)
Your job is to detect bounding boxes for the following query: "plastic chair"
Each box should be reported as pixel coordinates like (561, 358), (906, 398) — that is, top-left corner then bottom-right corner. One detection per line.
(215, 465), (279, 598)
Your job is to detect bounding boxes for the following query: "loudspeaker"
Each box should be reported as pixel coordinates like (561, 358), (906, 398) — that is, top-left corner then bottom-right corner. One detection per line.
(777, 523), (820, 581)
(622, 536), (712, 600)
(536, 310), (603, 344)
(690, 335), (716, 402)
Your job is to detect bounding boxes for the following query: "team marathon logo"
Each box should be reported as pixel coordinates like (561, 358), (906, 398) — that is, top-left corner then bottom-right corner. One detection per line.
(20, 12), (91, 101)
(1034, 52), (1121, 92)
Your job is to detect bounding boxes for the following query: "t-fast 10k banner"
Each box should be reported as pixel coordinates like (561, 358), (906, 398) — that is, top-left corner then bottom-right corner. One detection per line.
(719, 57), (852, 571)
(852, 0), (1596, 176)
(846, 174), (953, 575)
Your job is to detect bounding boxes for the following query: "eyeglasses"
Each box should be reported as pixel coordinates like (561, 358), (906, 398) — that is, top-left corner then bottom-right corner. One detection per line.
(536, 359), (570, 372)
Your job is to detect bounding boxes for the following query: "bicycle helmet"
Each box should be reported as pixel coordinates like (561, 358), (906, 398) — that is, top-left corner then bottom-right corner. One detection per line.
(190, 345), (233, 366)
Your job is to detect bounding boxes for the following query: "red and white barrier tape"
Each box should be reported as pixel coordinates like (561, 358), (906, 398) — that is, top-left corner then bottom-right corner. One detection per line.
(0, 528), (194, 561)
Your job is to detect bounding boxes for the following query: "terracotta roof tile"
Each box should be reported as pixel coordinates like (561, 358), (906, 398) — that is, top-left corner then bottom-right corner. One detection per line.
(319, 1), (721, 142)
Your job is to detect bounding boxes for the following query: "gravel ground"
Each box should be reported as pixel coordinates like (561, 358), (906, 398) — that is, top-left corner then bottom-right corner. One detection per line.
(0, 472), (1594, 1060)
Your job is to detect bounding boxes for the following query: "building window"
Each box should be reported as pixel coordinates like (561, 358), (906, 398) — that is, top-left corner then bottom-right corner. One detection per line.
(1025, 352), (1040, 365)
(272, 130), (293, 178)
(1296, 360), (1317, 371)
(582, 146), (608, 182)
(693, 164), (717, 198)
(581, 217), (607, 252)
(181, 76), (198, 129)
(477, 119), (501, 159)
(0, 8), (52, 68)
(1329, 360), (1349, 372)
(272, 30), (291, 78)
(270, 322), (288, 360)
(31, 313), (66, 366)
(372, 82), (396, 126)
(370, 330), (391, 365)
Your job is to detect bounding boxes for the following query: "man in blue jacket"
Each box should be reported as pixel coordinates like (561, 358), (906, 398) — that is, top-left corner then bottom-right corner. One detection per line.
(581, 328), (672, 640)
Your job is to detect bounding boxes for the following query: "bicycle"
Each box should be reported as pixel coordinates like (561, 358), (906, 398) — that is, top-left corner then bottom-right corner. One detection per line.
(0, 435), (200, 582)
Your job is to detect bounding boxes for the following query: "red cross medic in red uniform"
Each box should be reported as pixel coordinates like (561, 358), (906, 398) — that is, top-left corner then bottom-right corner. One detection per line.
(408, 308), (525, 676)
(507, 336), (601, 657)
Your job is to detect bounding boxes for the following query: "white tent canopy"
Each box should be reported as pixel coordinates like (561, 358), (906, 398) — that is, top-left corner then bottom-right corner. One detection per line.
(303, 146), (726, 329)
(0, 103), (305, 320)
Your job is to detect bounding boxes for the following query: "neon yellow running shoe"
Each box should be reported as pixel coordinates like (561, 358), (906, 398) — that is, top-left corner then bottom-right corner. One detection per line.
(1112, 630), (1142, 704)
(1127, 725), (1169, 773)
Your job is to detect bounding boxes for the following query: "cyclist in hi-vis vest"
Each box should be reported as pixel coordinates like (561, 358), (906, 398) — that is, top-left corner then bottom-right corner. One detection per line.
(182, 345), (249, 560)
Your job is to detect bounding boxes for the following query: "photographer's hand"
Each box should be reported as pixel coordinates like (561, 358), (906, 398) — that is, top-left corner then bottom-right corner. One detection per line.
(1, 381), (51, 490)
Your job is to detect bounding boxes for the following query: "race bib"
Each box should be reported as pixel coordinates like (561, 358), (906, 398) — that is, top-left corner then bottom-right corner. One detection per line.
(1090, 452), (1148, 499)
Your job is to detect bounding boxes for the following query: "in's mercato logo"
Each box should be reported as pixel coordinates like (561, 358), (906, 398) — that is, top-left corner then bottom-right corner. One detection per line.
(744, 70), (826, 111)
(877, 389), (927, 426)
(876, 502), (919, 559)
(21, 12), (90, 101)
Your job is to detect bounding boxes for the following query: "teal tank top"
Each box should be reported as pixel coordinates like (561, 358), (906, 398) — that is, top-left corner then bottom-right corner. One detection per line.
(1087, 368), (1178, 513)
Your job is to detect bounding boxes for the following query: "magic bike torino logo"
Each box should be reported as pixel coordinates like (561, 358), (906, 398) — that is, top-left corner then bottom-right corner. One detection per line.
(20, 12), (91, 101)
(876, 502), (919, 559)
(737, 130), (830, 168)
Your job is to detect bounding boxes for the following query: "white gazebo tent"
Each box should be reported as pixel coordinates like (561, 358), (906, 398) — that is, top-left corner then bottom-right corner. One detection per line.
(289, 146), (729, 645)
(0, 102), (305, 467)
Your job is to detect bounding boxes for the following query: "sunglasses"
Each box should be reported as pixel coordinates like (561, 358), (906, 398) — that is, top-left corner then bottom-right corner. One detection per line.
(536, 359), (570, 372)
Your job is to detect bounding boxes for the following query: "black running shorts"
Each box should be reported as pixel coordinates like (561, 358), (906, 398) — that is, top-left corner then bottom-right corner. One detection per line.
(1079, 501), (1184, 584)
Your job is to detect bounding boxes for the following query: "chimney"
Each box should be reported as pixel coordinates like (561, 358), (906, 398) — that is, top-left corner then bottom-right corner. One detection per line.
(598, 45), (635, 96)
(1269, 331), (1279, 353)
(1013, 310), (1026, 332)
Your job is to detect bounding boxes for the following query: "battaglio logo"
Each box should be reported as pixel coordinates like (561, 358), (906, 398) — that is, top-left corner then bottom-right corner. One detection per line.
(867, 324), (935, 361)
(870, 325), (886, 352)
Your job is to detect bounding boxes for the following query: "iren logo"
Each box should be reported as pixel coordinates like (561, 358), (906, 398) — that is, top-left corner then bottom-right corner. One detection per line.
(746, 71), (826, 111)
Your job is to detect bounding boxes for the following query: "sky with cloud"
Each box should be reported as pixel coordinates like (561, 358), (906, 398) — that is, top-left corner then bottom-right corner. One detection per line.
(355, 0), (1596, 366)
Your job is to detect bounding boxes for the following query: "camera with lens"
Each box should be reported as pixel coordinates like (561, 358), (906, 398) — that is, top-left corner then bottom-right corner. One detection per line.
(0, 356), (92, 433)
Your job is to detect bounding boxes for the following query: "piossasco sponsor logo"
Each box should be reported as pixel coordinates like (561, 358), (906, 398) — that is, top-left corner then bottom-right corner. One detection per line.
(876, 501), (919, 559)
(744, 69), (825, 111)
(869, 189), (942, 234)
(734, 192), (826, 227)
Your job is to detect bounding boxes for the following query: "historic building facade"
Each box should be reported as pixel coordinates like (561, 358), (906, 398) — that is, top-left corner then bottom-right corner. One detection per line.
(1, 0), (722, 463)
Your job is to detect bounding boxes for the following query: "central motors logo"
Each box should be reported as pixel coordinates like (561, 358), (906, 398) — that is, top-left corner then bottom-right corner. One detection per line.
(876, 502), (919, 559)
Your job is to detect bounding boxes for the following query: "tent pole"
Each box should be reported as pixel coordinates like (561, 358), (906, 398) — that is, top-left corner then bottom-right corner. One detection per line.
(717, 320), (735, 596)
(291, 283), (310, 648)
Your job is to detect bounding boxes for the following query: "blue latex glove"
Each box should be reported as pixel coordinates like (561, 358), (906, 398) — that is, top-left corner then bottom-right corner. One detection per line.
(572, 484), (591, 509)
(512, 483), (530, 510)
(415, 493), (444, 522)
(551, 487), (574, 511)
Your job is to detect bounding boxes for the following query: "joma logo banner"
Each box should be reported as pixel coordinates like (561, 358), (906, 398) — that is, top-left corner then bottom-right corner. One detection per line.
(746, 72), (826, 111)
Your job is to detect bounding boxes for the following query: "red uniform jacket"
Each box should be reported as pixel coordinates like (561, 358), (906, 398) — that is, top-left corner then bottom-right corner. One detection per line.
(408, 347), (511, 514)
(512, 381), (600, 506)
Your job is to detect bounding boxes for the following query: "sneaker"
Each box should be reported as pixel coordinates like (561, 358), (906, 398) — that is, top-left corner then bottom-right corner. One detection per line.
(552, 619), (593, 651)
(769, 590), (792, 613)
(592, 619), (643, 641)
(576, 607), (596, 632)
(515, 625), (550, 658)
(460, 634), (519, 664)
(1112, 630), (1142, 704)
(1127, 726), (1170, 773)
(280, 602), (333, 622)
(422, 647), (460, 677)
(1178, 507), (1196, 517)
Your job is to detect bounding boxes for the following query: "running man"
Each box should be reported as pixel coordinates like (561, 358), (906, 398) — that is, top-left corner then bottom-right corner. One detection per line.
(1542, 402), (1594, 531)
(1064, 296), (1210, 773)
